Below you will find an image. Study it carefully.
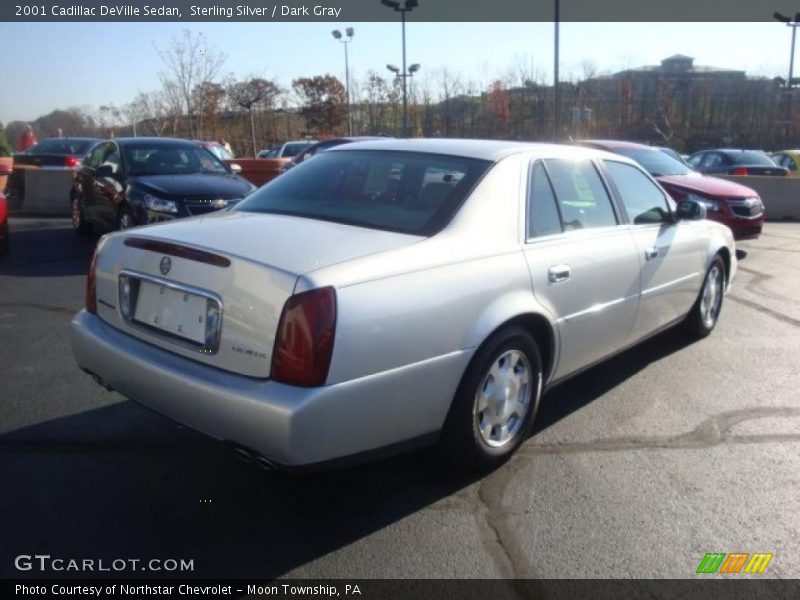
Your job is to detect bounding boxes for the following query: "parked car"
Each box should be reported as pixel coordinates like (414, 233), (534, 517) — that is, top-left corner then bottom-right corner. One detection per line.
(0, 191), (8, 254)
(580, 140), (764, 239)
(72, 139), (735, 471)
(6, 137), (101, 207)
(280, 136), (389, 174)
(70, 138), (255, 234)
(257, 140), (317, 159)
(770, 149), (800, 176)
(687, 149), (788, 176)
(195, 140), (234, 161)
(655, 146), (691, 167)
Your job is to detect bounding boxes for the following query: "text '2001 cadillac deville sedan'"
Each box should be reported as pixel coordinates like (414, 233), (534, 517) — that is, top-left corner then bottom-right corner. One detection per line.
(71, 139), (736, 470)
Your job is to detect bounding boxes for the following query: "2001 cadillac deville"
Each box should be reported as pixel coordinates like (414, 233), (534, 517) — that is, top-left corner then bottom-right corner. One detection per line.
(71, 139), (735, 470)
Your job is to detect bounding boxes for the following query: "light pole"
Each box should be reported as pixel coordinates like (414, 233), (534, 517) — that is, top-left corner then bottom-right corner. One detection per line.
(553, 0), (560, 141)
(774, 12), (800, 143)
(332, 27), (354, 135)
(387, 63), (421, 136)
(381, 0), (418, 137)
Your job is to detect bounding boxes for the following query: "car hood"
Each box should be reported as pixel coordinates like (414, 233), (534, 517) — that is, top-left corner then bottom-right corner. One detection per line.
(656, 174), (757, 198)
(128, 209), (425, 275)
(131, 173), (254, 199)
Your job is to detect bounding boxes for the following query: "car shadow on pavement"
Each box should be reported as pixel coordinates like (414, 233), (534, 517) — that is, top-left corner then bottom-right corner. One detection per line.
(0, 219), (96, 278)
(0, 325), (697, 579)
(534, 325), (697, 434)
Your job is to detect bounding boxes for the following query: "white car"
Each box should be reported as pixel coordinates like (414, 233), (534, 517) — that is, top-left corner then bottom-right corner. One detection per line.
(71, 139), (735, 470)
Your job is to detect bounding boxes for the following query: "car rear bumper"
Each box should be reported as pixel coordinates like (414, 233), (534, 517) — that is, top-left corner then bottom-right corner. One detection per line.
(71, 310), (469, 467)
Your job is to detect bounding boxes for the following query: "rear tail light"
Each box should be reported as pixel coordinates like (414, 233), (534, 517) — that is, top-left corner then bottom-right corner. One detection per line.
(784, 169), (791, 177)
(730, 167), (749, 176)
(86, 247), (99, 314)
(271, 287), (336, 387)
(64, 155), (80, 168)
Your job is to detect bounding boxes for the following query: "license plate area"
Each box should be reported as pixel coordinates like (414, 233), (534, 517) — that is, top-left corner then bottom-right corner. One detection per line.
(118, 270), (223, 354)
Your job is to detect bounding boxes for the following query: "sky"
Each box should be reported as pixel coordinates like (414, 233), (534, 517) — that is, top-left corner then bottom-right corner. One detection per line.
(0, 21), (791, 123)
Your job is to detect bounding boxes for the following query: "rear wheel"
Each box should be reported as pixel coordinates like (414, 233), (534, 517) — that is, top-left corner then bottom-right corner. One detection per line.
(685, 255), (726, 337)
(440, 326), (543, 469)
(0, 222), (8, 255)
(71, 195), (91, 236)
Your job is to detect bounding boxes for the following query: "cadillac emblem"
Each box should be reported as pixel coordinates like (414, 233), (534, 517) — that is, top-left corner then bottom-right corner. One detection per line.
(160, 256), (172, 276)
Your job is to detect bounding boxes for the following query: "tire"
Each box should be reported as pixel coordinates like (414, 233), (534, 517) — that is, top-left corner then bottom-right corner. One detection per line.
(71, 195), (92, 236)
(116, 204), (136, 231)
(0, 222), (9, 255)
(440, 326), (543, 470)
(684, 255), (726, 338)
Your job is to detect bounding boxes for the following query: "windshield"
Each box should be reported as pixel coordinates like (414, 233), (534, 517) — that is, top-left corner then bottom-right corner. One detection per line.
(611, 147), (694, 177)
(27, 139), (96, 156)
(124, 143), (229, 176)
(236, 149), (492, 235)
(282, 142), (313, 157)
(729, 151), (777, 166)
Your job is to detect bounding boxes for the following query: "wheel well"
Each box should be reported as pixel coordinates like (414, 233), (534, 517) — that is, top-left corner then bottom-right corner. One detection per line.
(717, 247), (731, 285)
(502, 313), (556, 382)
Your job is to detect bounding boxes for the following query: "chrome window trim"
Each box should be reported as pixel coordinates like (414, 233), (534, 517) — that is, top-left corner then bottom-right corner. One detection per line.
(118, 269), (224, 355)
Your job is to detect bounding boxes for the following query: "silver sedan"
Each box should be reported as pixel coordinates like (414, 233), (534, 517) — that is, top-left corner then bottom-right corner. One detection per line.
(71, 139), (736, 470)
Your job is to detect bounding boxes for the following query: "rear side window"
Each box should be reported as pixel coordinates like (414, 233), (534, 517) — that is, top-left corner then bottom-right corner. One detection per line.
(236, 150), (491, 235)
(527, 162), (562, 238)
(543, 158), (617, 230)
(604, 161), (671, 225)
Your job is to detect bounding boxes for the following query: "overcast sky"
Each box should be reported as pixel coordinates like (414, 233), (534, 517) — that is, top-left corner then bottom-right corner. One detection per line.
(0, 22), (790, 123)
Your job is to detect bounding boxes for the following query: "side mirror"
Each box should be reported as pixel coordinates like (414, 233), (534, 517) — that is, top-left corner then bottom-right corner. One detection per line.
(94, 164), (114, 178)
(228, 163), (243, 174)
(675, 199), (706, 221)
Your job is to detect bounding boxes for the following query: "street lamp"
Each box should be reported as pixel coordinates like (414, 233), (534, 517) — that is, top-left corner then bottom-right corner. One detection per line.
(332, 27), (355, 135)
(380, 0), (418, 137)
(386, 62), (422, 135)
(554, 0), (560, 140)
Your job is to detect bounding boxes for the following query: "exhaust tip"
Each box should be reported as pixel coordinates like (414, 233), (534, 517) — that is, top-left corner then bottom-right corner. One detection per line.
(232, 446), (255, 465)
(255, 456), (276, 471)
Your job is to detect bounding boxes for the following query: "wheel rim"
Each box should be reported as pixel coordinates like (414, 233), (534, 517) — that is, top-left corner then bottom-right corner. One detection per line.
(699, 264), (724, 329)
(119, 212), (132, 230)
(474, 349), (532, 448)
(71, 198), (81, 229)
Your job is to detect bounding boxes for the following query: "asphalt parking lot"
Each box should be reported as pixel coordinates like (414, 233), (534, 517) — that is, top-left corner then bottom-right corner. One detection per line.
(1, 218), (799, 580)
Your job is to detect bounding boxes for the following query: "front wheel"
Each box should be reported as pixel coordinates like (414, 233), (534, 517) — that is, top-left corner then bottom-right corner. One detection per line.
(440, 326), (543, 470)
(685, 255), (726, 338)
(116, 204), (136, 231)
(71, 195), (91, 235)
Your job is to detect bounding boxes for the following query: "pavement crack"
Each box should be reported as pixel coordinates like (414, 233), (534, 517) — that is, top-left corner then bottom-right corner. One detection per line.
(727, 294), (800, 329)
(522, 406), (800, 457)
(0, 302), (78, 316)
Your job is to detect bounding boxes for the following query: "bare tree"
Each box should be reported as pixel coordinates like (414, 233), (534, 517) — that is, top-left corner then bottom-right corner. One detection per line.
(156, 30), (226, 138)
(227, 76), (280, 156)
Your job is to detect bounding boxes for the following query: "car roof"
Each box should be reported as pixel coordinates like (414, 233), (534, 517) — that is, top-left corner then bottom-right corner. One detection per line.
(579, 139), (653, 151)
(112, 137), (202, 147)
(328, 138), (626, 163)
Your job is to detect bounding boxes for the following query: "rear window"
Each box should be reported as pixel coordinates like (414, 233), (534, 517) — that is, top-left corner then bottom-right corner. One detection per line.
(728, 151), (777, 166)
(27, 139), (96, 155)
(282, 142), (313, 157)
(236, 150), (491, 235)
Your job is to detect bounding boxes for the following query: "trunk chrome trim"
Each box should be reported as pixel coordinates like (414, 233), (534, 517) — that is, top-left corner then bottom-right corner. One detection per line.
(118, 269), (224, 355)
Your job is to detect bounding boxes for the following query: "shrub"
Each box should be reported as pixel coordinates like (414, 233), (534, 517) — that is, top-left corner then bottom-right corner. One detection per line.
(0, 122), (12, 157)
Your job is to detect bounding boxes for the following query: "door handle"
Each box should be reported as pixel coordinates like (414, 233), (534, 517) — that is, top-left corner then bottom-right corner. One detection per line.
(548, 264), (572, 283)
(645, 246), (659, 260)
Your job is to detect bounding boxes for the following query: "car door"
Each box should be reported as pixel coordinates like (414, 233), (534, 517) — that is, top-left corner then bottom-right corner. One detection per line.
(601, 159), (707, 341)
(77, 143), (108, 227)
(522, 158), (641, 380)
(91, 142), (124, 230)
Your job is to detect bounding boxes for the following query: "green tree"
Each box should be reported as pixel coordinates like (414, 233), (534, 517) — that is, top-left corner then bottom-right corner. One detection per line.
(0, 122), (12, 156)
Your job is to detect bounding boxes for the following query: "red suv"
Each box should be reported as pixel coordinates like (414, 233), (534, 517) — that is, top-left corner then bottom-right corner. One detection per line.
(580, 140), (764, 239)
